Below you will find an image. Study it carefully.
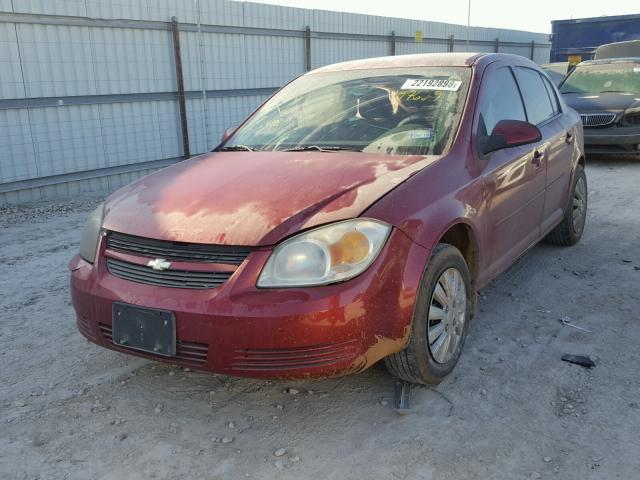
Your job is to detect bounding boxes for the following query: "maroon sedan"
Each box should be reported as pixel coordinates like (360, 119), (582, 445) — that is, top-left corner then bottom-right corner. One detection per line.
(70, 53), (586, 384)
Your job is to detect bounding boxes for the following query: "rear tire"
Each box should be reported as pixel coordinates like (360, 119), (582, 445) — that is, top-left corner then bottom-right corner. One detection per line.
(385, 244), (473, 385)
(545, 165), (587, 246)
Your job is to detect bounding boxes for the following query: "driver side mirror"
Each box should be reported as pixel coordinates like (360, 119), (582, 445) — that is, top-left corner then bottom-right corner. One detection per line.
(481, 119), (542, 155)
(221, 126), (237, 143)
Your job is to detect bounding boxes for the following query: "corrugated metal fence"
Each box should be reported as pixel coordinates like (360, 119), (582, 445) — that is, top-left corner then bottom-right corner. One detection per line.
(0, 0), (551, 204)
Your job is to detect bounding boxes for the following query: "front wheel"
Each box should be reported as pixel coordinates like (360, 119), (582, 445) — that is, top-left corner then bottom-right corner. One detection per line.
(385, 244), (473, 385)
(545, 165), (587, 246)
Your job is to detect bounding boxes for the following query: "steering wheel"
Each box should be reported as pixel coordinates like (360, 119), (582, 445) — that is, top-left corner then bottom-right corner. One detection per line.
(397, 113), (432, 128)
(299, 109), (387, 145)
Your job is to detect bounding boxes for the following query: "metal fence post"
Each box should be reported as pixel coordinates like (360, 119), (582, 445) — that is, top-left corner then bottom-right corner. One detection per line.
(494, 38), (499, 53)
(448, 34), (454, 52)
(305, 26), (312, 71)
(390, 30), (396, 56)
(530, 40), (535, 60)
(171, 16), (190, 160)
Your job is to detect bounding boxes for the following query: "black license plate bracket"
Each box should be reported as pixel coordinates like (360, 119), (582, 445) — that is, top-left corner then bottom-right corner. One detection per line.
(112, 302), (176, 357)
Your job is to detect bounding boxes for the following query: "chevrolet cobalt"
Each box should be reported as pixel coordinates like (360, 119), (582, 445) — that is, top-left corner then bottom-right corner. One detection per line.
(70, 53), (586, 384)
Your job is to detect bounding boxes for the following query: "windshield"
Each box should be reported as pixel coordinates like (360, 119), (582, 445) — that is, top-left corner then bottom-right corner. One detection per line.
(560, 62), (640, 94)
(222, 66), (472, 156)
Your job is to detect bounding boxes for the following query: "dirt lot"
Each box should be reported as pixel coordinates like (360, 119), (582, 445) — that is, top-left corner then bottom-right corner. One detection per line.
(1, 159), (639, 480)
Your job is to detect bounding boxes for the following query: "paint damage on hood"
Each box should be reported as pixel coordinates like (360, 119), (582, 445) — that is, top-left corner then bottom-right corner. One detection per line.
(103, 151), (437, 246)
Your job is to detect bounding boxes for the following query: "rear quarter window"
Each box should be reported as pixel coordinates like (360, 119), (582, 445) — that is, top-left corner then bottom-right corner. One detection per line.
(541, 75), (561, 115)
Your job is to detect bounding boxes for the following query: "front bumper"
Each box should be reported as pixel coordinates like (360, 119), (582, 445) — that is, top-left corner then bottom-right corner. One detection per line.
(70, 229), (428, 379)
(583, 125), (640, 155)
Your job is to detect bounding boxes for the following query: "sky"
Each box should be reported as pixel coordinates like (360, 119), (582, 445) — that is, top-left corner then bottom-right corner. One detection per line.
(246, 0), (639, 34)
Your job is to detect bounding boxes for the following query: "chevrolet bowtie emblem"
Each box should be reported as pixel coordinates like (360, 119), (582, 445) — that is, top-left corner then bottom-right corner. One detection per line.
(147, 258), (172, 271)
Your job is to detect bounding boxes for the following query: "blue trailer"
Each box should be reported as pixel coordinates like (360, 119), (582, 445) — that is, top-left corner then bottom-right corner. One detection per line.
(551, 14), (640, 64)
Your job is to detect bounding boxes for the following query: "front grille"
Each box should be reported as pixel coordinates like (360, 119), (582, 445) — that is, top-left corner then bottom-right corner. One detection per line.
(107, 231), (251, 265)
(99, 323), (208, 366)
(580, 112), (616, 127)
(106, 257), (232, 289)
(231, 341), (358, 371)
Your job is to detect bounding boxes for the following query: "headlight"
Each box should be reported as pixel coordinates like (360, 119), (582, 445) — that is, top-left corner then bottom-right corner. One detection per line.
(257, 219), (391, 288)
(623, 107), (640, 125)
(79, 203), (105, 263)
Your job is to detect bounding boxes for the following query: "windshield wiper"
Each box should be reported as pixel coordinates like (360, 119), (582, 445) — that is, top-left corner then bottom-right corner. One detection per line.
(218, 145), (258, 152)
(282, 145), (362, 152)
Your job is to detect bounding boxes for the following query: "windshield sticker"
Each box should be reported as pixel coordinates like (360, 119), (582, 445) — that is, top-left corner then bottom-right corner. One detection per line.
(401, 78), (462, 91)
(410, 130), (432, 140)
(397, 91), (439, 102)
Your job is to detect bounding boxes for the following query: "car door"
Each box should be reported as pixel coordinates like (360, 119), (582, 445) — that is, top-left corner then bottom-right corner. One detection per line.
(514, 66), (574, 234)
(474, 63), (547, 280)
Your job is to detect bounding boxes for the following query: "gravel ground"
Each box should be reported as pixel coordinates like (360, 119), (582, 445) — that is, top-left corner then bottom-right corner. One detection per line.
(1, 159), (639, 480)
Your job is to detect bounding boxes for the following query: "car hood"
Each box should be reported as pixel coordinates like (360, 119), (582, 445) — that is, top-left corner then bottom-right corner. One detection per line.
(103, 151), (437, 246)
(562, 92), (640, 112)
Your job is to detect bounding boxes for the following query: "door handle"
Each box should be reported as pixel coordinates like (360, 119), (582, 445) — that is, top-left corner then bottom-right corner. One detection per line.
(565, 131), (573, 144)
(532, 150), (543, 168)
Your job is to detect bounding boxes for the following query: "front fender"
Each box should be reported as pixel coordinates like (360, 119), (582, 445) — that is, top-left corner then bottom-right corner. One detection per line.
(364, 158), (486, 285)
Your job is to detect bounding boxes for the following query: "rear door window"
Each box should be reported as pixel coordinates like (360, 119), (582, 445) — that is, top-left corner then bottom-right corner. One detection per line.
(515, 67), (556, 125)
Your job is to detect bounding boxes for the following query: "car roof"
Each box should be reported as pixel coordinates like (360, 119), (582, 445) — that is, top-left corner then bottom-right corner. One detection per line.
(578, 57), (640, 66)
(308, 52), (534, 74)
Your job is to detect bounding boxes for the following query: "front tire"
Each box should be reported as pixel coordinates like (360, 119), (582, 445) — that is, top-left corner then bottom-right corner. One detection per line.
(385, 244), (473, 385)
(545, 165), (587, 246)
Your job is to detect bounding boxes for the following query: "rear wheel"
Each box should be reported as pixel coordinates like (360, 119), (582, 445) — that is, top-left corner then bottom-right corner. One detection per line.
(385, 244), (473, 385)
(545, 165), (587, 246)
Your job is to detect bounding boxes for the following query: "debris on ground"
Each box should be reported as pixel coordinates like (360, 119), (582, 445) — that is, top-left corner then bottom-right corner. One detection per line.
(559, 316), (592, 333)
(394, 381), (412, 413)
(561, 355), (596, 369)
